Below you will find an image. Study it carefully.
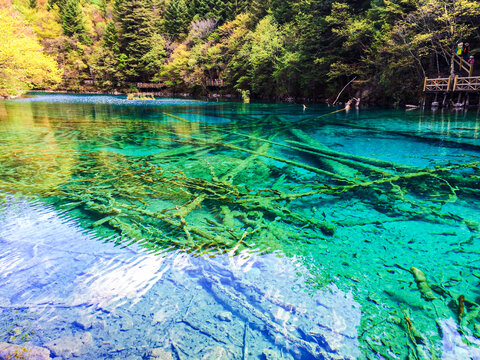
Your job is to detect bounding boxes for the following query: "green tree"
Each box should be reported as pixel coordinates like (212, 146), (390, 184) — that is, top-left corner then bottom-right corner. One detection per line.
(289, 0), (337, 98)
(90, 20), (123, 88)
(158, 44), (191, 88)
(213, 13), (255, 92)
(189, 0), (215, 19)
(163, 0), (190, 39)
(114, 0), (157, 80)
(60, 0), (91, 44)
(270, 0), (296, 24)
(142, 33), (168, 78)
(248, 15), (284, 97)
(103, 20), (119, 52)
(188, 0), (248, 23)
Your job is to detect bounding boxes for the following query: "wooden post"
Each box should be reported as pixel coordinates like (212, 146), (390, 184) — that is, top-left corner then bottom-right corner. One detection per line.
(453, 75), (459, 91)
(469, 63), (474, 77)
(466, 93), (470, 107)
(432, 93), (439, 108)
(442, 93), (447, 107)
(423, 77), (428, 92)
(447, 76), (452, 91)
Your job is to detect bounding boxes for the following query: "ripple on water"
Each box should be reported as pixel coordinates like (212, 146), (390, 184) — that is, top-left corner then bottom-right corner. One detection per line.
(0, 195), (362, 359)
(16, 94), (213, 107)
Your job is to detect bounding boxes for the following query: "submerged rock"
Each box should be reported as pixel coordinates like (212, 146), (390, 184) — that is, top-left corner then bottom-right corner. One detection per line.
(72, 316), (92, 330)
(0, 342), (51, 360)
(148, 348), (174, 360)
(263, 348), (281, 359)
(45, 332), (93, 358)
(120, 318), (134, 331)
(441, 318), (480, 359)
(216, 311), (233, 322)
(200, 346), (231, 360)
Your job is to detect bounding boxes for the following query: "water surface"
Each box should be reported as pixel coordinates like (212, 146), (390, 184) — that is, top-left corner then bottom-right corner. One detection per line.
(1, 94), (480, 359)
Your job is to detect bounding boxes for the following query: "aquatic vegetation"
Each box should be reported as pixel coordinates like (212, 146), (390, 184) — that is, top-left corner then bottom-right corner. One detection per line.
(0, 310), (34, 344)
(1, 97), (480, 358)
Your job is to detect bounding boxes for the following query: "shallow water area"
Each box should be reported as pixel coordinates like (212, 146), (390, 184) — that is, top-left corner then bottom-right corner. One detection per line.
(1, 95), (480, 359)
(0, 195), (360, 359)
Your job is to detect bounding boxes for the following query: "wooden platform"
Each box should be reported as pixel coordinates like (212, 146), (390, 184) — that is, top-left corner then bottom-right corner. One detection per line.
(424, 75), (480, 93)
(206, 78), (224, 87)
(424, 54), (477, 93)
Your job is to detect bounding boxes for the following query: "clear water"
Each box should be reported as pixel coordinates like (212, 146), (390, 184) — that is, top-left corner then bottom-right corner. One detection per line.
(1, 94), (480, 359)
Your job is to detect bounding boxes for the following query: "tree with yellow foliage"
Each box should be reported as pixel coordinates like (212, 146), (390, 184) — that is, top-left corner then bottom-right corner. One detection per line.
(0, 8), (62, 97)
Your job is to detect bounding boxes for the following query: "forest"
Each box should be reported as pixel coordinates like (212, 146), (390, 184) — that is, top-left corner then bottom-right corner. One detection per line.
(1, 0), (480, 103)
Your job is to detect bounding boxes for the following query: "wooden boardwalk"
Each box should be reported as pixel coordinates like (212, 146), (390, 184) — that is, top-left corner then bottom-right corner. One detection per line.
(423, 75), (480, 93)
(206, 78), (224, 87)
(423, 55), (477, 93)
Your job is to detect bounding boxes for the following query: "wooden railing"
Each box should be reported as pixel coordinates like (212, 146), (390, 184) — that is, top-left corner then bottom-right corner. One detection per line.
(424, 77), (451, 92)
(453, 76), (480, 92)
(206, 78), (224, 87)
(424, 75), (480, 92)
(136, 82), (165, 89)
(453, 55), (474, 77)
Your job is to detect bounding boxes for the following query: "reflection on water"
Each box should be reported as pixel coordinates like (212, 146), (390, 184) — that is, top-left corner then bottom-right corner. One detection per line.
(0, 94), (479, 359)
(0, 195), (360, 359)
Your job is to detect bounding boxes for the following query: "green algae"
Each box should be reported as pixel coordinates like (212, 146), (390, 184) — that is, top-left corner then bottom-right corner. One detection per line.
(1, 99), (480, 358)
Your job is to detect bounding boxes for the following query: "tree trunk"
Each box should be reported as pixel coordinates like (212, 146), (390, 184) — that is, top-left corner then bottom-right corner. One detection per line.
(450, 53), (455, 78)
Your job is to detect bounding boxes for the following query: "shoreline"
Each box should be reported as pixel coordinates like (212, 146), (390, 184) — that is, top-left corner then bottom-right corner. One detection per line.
(24, 90), (480, 109)
(27, 89), (334, 105)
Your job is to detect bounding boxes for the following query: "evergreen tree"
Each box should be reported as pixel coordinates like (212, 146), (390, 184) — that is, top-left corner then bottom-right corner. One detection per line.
(214, 0), (251, 22)
(103, 21), (119, 52)
(290, 0), (336, 97)
(114, 0), (157, 80)
(60, 0), (91, 44)
(249, 0), (270, 23)
(188, 0), (214, 19)
(164, 0), (190, 39)
(270, 0), (295, 24)
(188, 0), (250, 22)
(215, 0), (234, 21)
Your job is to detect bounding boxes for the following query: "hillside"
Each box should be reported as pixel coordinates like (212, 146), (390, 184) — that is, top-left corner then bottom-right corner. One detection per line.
(1, 0), (479, 103)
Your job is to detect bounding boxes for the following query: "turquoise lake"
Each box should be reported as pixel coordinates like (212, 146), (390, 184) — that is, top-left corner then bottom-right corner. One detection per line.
(0, 94), (480, 359)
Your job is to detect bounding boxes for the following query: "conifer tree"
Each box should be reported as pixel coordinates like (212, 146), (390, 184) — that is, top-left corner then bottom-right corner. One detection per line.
(249, 0), (270, 23)
(215, 0), (232, 21)
(60, 0), (90, 44)
(189, 0), (215, 19)
(114, 0), (157, 80)
(269, 0), (295, 24)
(163, 0), (190, 39)
(190, 0), (249, 22)
(103, 21), (119, 52)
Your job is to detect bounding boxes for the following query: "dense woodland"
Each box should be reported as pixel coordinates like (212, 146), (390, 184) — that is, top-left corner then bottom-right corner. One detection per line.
(1, 0), (480, 103)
